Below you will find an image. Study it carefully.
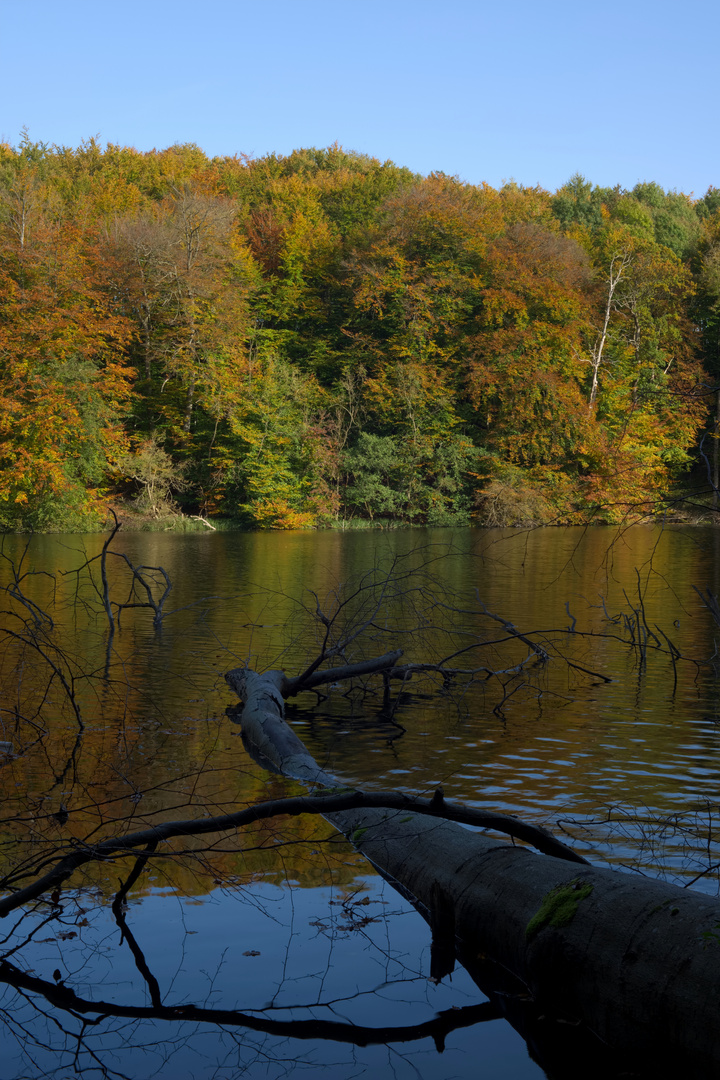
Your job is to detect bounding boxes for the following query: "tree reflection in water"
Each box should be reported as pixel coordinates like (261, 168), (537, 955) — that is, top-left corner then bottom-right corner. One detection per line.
(4, 528), (720, 1079)
(0, 874), (542, 1080)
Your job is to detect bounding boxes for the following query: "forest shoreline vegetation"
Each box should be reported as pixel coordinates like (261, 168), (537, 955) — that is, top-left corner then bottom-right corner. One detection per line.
(2, 134), (720, 533)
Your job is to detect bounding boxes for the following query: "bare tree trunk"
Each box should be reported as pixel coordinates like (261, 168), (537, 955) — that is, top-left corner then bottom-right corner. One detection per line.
(183, 381), (194, 433)
(714, 387), (720, 510)
(587, 251), (632, 409)
(226, 664), (720, 1077)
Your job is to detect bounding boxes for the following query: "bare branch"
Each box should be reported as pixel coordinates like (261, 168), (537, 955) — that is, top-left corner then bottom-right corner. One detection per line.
(0, 788), (587, 917)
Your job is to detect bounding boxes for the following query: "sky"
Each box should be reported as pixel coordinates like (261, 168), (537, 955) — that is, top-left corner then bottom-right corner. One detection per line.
(1, 0), (718, 197)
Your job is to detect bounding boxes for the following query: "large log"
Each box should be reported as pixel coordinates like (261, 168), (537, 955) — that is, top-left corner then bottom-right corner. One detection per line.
(226, 664), (720, 1078)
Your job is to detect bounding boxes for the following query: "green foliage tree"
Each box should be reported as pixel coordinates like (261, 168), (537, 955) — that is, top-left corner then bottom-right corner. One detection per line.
(222, 353), (337, 529)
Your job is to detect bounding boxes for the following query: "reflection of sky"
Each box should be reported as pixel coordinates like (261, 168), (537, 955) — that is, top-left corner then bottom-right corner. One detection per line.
(2, 526), (720, 1076)
(0, 878), (542, 1080)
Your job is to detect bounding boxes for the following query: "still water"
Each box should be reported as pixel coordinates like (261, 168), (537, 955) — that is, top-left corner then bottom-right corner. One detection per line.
(1, 524), (719, 1079)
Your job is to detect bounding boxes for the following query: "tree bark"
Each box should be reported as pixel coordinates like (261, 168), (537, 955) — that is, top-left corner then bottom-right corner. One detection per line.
(226, 664), (720, 1078)
(714, 387), (720, 510)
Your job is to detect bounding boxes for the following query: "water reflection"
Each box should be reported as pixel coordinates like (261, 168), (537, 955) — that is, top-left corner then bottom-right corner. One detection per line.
(2, 524), (720, 1077)
(0, 877), (543, 1080)
(4, 523), (720, 882)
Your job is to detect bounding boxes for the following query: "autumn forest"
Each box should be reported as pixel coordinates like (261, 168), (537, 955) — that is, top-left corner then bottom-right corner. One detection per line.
(2, 134), (719, 531)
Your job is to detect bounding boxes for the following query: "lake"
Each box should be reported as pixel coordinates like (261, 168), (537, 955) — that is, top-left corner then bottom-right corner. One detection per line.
(1, 524), (719, 1079)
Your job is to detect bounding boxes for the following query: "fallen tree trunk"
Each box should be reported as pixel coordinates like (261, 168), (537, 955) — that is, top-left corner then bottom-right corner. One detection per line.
(226, 664), (720, 1079)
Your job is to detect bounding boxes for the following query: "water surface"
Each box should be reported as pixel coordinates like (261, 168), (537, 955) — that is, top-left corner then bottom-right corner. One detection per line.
(1, 524), (719, 1078)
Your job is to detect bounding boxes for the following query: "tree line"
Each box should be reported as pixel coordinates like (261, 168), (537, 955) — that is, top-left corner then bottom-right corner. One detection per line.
(1, 133), (719, 530)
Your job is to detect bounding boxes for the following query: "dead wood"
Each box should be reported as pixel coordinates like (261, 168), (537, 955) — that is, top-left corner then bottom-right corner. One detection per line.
(224, 662), (720, 1078)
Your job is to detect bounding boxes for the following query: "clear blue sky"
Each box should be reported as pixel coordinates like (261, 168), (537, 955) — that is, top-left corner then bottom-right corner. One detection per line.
(2, 0), (717, 196)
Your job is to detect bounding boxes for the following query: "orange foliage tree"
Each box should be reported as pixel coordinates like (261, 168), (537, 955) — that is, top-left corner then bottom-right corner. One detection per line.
(0, 213), (134, 529)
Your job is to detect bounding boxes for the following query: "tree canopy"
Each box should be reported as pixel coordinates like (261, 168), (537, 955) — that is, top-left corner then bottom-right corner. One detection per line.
(0, 138), (716, 530)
